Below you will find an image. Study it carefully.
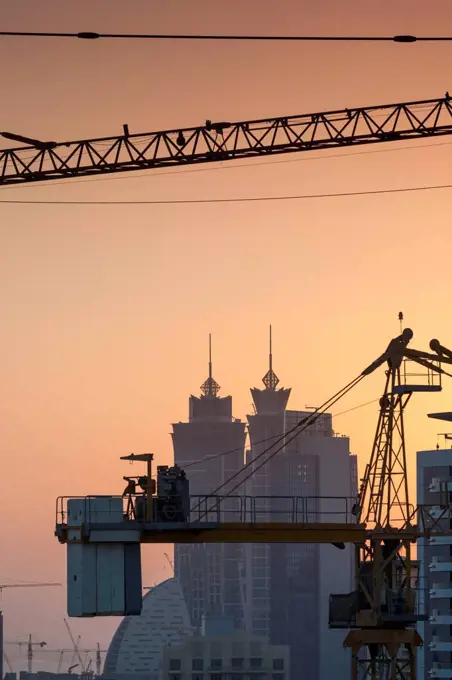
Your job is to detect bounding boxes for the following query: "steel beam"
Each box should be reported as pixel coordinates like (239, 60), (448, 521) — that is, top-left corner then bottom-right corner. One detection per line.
(56, 521), (367, 545)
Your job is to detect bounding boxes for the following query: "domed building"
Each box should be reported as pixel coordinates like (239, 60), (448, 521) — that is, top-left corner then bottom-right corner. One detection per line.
(103, 578), (192, 680)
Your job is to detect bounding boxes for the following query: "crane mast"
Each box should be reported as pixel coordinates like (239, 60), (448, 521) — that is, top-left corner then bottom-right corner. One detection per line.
(330, 330), (452, 679)
(2, 95), (452, 185)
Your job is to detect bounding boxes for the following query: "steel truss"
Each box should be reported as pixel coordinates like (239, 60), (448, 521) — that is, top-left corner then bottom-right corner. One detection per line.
(2, 96), (452, 185)
(345, 629), (422, 680)
(361, 369), (411, 528)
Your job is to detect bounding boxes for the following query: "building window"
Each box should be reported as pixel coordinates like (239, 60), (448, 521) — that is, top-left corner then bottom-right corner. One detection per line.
(272, 674), (285, 680)
(211, 676), (222, 680)
(192, 658), (204, 671)
(169, 658), (182, 671)
(231, 657), (244, 669)
(210, 658), (223, 670)
(170, 676), (181, 680)
(192, 675), (204, 680)
(273, 659), (285, 670)
(250, 658), (263, 669)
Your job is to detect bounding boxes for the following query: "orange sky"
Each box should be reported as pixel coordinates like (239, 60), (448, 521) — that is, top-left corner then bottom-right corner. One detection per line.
(2, 0), (452, 671)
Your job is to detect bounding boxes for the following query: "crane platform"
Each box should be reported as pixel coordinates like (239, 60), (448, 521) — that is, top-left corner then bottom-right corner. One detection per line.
(55, 493), (365, 545)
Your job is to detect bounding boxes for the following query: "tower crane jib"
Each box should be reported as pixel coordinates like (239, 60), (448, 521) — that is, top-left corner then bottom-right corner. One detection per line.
(2, 95), (452, 185)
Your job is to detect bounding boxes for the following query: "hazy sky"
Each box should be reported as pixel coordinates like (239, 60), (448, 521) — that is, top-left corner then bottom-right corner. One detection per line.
(2, 0), (452, 671)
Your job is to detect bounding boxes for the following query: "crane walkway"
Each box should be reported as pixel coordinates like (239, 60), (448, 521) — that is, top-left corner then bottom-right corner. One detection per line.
(55, 493), (452, 545)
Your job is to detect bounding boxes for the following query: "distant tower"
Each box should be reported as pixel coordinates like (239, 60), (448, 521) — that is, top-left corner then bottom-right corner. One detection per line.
(250, 325), (291, 418)
(246, 326), (356, 680)
(172, 336), (246, 629)
(245, 326), (291, 638)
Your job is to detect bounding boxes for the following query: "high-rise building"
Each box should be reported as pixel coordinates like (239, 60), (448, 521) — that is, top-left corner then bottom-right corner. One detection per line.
(245, 328), (357, 680)
(160, 615), (290, 680)
(417, 443), (452, 680)
(172, 337), (247, 630)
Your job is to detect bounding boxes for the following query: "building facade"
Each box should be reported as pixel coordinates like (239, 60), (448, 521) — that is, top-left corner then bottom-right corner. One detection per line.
(245, 335), (357, 680)
(103, 578), (192, 680)
(172, 344), (247, 630)
(160, 616), (290, 680)
(417, 447), (452, 680)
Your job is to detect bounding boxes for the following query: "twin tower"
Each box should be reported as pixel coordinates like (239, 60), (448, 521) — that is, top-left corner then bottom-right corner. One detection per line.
(170, 327), (357, 680)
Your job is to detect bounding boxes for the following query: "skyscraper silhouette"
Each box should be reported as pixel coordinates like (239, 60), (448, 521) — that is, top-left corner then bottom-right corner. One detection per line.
(245, 327), (357, 680)
(172, 336), (247, 629)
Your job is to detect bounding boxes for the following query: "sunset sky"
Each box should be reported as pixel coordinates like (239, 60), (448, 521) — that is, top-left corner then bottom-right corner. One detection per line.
(2, 0), (452, 670)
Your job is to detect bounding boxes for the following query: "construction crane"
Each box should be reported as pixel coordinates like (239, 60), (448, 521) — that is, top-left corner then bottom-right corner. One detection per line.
(5, 635), (47, 674)
(2, 94), (452, 185)
(3, 650), (13, 674)
(41, 645), (106, 676)
(55, 330), (452, 680)
(164, 552), (174, 572)
(0, 583), (61, 603)
(63, 618), (86, 673)
(0, 583), (61, 679)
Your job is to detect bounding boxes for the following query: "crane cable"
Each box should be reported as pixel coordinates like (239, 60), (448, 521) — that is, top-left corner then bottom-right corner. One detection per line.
(183, 397), (379, 469)
(4, 181), (452, 204)
(193, 372), (366, 519)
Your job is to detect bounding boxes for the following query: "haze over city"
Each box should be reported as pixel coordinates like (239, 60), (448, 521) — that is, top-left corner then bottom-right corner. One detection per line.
(2, 0), (452, 675)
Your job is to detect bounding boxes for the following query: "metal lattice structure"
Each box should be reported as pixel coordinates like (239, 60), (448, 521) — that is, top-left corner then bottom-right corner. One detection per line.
(356, 330), (448, 530)
(2, 96), (452, 185)
(361, 370), (412, 529)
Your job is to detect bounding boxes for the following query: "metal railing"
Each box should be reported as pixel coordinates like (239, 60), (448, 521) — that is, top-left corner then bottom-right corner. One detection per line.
(55, 494), (357, 526)
(55, 496), (452, 538)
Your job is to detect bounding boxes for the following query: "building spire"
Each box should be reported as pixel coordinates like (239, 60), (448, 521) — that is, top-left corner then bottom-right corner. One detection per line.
(262, 324), (280, 390)
(200, 333), (221, 397)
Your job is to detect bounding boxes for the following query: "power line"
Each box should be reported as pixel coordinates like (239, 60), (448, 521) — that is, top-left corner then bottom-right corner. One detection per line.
(184, 397), (379, 469)
(0, 32), (449, 42)
(2, 181), (452, 205)
(2, 137), (451, 191)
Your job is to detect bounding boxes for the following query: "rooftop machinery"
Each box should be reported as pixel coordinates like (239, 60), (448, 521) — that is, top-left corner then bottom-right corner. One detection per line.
(55, 330), (452, 680)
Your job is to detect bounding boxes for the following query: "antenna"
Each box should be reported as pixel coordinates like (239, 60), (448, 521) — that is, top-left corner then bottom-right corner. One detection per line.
(209, 333), (212, 381)
(262, 324), (280, 391)
(200, 334), (220, 397)
(269, 324), (273, 374)
(398, 311), (404, 333)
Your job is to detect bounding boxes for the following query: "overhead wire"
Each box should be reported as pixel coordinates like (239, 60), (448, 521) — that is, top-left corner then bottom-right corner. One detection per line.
(0, 31), (451, 42)
(183, 397), (379, 469)
(193, 373), (366, 518)
(3, 181), (452, 204)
